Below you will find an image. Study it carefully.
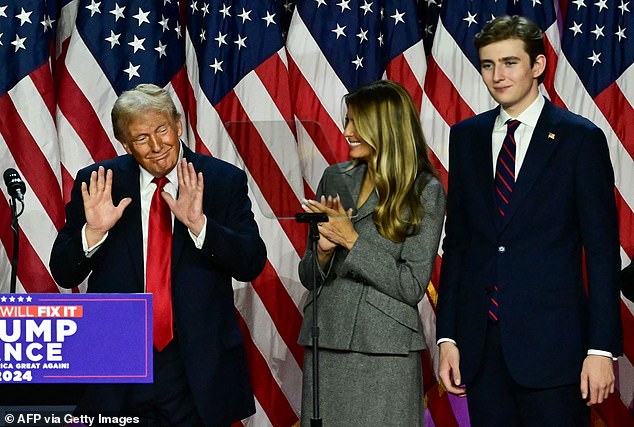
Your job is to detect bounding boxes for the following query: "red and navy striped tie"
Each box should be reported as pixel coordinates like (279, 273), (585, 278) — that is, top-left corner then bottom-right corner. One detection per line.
(489, 119), (520, 322)
(495, 119), (520, 220)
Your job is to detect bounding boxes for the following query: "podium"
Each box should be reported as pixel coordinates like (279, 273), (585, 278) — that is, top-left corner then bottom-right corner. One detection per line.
(0, 293), (152, 412)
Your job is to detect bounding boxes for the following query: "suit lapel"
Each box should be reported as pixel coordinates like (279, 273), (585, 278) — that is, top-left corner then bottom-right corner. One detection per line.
(471, 109), (499, 235)
(116, 156), (144, 291)
(498, 101), (561, 232)
(337, 163), (376, 223)
(170, 145), (197, 269)
(117, 144), (196, 290)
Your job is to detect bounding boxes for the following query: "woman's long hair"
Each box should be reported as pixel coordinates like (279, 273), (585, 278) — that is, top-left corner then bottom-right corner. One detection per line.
(344, 80), (436, 243)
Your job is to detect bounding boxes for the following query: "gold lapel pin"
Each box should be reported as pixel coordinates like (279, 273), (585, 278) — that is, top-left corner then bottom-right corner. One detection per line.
(548, 132), (556, 140)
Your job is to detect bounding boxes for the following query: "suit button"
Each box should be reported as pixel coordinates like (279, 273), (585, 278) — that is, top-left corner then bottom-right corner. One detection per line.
(498, 246), (506, 253)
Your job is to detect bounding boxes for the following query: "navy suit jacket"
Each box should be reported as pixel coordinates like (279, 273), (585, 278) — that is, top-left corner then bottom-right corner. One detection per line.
(50, 145), (267, 425)
(436, 99), (622, 388)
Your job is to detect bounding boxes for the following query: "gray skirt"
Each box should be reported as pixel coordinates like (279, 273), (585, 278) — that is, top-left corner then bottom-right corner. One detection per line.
(301, 348), (424, 426)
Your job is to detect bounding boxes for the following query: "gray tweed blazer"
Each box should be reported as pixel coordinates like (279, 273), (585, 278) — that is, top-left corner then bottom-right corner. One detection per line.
(298, 161), (446, 355)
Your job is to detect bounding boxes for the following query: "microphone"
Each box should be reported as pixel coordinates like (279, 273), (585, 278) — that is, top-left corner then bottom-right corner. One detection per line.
(3, 168), (26, 201)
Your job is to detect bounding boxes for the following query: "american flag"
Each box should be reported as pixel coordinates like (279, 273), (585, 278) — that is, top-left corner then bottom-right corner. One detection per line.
(184, 0), (307, 425)
(2, 0), (634, 426)
(0, 0), (62, 294)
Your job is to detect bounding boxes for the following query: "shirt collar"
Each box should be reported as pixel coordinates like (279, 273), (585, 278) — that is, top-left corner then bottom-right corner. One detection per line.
(495, 95), (545, 130)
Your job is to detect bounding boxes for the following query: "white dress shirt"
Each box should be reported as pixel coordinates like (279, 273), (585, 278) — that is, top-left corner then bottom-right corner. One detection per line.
(491, 95), (544, 178)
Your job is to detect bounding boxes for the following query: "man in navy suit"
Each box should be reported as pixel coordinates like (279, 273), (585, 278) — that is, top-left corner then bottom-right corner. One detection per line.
(436, 15), (622, 427)
(50, 84), (266, 426)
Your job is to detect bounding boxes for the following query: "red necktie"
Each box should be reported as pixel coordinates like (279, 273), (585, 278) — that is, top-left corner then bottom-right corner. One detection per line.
(147, 177), (173, 351)
(489, 119), (521, 322)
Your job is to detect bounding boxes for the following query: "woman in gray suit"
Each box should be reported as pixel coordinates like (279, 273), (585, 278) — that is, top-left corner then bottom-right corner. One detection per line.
(299, 80), (446, 426)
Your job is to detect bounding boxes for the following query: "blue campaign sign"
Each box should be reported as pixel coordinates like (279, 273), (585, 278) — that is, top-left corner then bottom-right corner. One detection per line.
(0, 293), (152, 383)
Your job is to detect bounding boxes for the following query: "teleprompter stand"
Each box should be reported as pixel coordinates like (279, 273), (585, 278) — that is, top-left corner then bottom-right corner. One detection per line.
(295, 212), (328, 427)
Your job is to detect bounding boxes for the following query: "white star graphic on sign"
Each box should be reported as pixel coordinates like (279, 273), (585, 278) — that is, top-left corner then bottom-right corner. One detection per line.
(41, 15), (55, 31)
(262, 11), (276, 27)
(360, 1), (373, 15)
(463, 11), (478, 27)
(105, 30), (121, 48)
(572, 0), (586, 10)
(352, 55), (363, 69)
(155, 40), (167, 57)
(128, 35), (146, 52)
(110, 3), (125, 21)
(133, 7), (150, 26)
(190, 1), (198, 13)
(16, 7), (33, 25)
(124, 62), (140, 79)
(26, 296), (32, 302)
(238, 8), (252, 23)
(220, 4), (231, 18)
(0, 296), (6, 302)
(200, 29), (206, 42)
(9, 296), (15, 302)
(210, 58), (223, 73)
(569, 21), (583, 36)
(85, 1), (101, 17)
(357, 28), (368, 44)
(332, 23), (346, 38)
(17, 296), (23, 302)
(337, 0), (351, 12)
(590, 24), (605, 39)
(0, 5), (7, 18)
(619, 0), (630, 14)
(201, 3), (210, 16)
(215, 31), (228, 46)
(391, 9), (405, 25)
(159, 15), (169, 32)
(234, 34), (247, 50)
(315, 0), (327, 7)
(11, 34), (26, 51)
(594, 0), (608, 12)
(587, 50), (601, 66)
(615, 26), (627, 41)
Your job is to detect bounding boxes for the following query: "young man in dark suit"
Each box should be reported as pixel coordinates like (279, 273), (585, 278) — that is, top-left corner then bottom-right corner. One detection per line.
(436, 15), (622, 427)
(50, 84), (266, 426)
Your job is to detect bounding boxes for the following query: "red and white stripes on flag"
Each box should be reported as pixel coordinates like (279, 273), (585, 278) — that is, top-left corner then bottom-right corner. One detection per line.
(0, 0), (62, 294)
